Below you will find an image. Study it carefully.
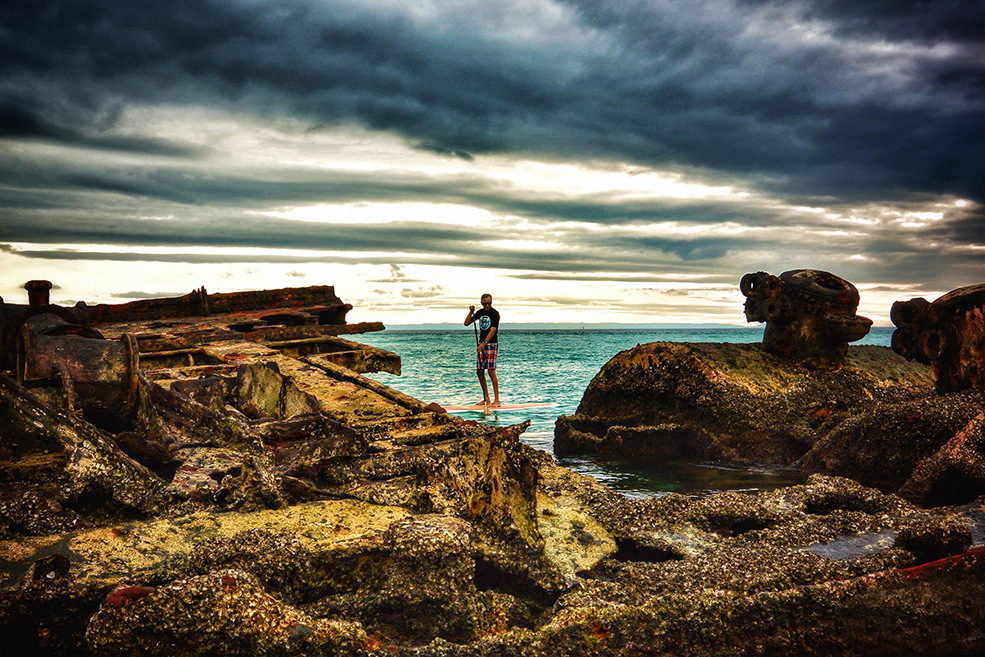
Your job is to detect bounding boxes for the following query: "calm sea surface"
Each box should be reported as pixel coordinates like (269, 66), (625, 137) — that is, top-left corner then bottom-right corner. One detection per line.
(358, 327), (895, 498)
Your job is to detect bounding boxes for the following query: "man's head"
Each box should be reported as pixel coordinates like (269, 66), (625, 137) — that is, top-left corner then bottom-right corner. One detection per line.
(480, 294), (492, 307)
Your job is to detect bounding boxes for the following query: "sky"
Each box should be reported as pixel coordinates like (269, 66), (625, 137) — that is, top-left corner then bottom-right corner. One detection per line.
(1, 0), (983, 326)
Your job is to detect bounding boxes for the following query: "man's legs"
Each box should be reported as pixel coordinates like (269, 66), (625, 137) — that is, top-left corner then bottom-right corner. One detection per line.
(476, 369), (490, 404)
(488, 369), (500, 407)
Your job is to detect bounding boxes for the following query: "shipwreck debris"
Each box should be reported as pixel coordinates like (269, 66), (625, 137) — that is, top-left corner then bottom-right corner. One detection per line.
(741, 269), (872, 369)
(1, 280), (140, 428)
(891, 283), (985, 393)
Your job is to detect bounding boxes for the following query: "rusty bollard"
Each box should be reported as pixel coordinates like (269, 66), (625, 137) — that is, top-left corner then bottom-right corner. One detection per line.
(24, 279), (53, 306)
(740, 269), (872, 369)
(891, 284), (985, 393)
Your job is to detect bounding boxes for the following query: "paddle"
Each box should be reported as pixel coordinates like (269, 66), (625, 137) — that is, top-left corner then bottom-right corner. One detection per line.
(471, 305), (490, 415)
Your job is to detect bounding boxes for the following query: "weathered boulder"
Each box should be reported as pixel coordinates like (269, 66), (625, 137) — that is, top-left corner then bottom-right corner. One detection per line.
(800, 389), (985, 500)
(555, 342), (933, 466)
(898, 411), (985, 506)
(406, 474), (985, 657)
(167, 447), (285, 511)
(7, 280), (985, 656)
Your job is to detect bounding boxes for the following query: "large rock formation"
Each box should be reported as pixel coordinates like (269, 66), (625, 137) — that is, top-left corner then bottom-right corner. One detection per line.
(556, 342), (936, 466)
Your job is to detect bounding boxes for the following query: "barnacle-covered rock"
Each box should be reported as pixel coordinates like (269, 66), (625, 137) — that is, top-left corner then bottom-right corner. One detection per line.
(801, 390), (985, 501)
(897, 411), (985, 506)
(85, 569), (368, 656)
(895, 515), (973, 563)
(891, 283), (985, 393)
(0, 373), (165, 538)
(167, 447), (285, 511)
(6, 280), (985, 656)
(555, 341), (933, 468)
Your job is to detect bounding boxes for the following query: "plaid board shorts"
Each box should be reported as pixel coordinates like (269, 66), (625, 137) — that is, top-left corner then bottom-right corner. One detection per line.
(476, 342), (499, 370)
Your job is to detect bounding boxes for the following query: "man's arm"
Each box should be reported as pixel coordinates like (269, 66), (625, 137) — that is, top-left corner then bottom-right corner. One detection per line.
(464, 305), (475, 326)
(480, 326), (497, 345)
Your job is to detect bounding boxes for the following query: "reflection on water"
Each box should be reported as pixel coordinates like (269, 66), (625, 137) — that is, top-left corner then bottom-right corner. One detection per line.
(557, 452), (806, 499)
(358, 328), (892, 498)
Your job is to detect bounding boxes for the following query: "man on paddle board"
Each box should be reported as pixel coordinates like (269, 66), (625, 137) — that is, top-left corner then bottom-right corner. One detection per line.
(464, 293), (501, 408)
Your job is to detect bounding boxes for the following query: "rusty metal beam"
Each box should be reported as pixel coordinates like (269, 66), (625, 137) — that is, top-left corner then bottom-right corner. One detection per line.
(88, 286), (351, 325)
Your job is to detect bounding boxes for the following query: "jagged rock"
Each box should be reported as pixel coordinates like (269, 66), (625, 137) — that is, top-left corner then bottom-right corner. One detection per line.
(895, 515), (973, 563)
(86, 569), (368, 656)
(235, 362), (319, 420)
(801, 390), (985, 498)
(536, 489), (617, 581)
(167, 447), (285, 511)
(306, 515), (530, 645)
(898, 411), (985, 506)
(0, 373), (165, 538)
(6, 282), (985, 656)
(555, 342), (933, 466)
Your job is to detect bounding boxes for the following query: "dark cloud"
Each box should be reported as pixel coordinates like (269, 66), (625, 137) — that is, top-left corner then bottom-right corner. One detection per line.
(1, 0), (981, 202)
(109, 290), (186, 299)
(400, 285), (445, 299)
(0, 0), (982, 296)
(783, 0), (985, 44)
(0, 103), (204, 157)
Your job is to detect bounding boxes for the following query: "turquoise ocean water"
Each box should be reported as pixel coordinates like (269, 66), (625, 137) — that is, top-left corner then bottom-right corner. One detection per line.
(359, 327), (895, 498)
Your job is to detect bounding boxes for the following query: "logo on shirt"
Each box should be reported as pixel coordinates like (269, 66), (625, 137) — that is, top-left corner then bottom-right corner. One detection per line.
(479, 316), (492, 330)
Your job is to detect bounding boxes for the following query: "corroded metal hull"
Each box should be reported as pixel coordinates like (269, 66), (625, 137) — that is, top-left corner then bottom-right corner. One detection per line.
(741, 269), (872, 369)
(892, 283), (985, 393)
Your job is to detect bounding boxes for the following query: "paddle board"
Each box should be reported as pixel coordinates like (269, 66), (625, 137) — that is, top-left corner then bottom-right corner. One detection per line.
(441, 402), (557, 412)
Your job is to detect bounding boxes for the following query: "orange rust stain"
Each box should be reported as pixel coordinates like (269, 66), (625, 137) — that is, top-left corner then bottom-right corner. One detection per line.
(941, 412), (985, 459)
(105, 585), (155, 608)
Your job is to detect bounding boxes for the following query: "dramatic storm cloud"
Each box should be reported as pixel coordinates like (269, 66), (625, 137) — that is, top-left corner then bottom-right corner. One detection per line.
(0, 0), (982, 323)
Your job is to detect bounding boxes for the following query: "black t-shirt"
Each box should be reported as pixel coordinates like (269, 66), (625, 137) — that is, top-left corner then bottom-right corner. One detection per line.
(472, 307), (500, 343)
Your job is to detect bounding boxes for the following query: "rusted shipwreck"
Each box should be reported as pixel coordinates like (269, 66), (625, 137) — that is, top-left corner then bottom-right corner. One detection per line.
(3, 279), (985, 656)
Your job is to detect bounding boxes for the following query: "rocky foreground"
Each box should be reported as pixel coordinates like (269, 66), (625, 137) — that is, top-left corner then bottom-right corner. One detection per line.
(2, 283), (985, 655)
(3, 349), (985, 655)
